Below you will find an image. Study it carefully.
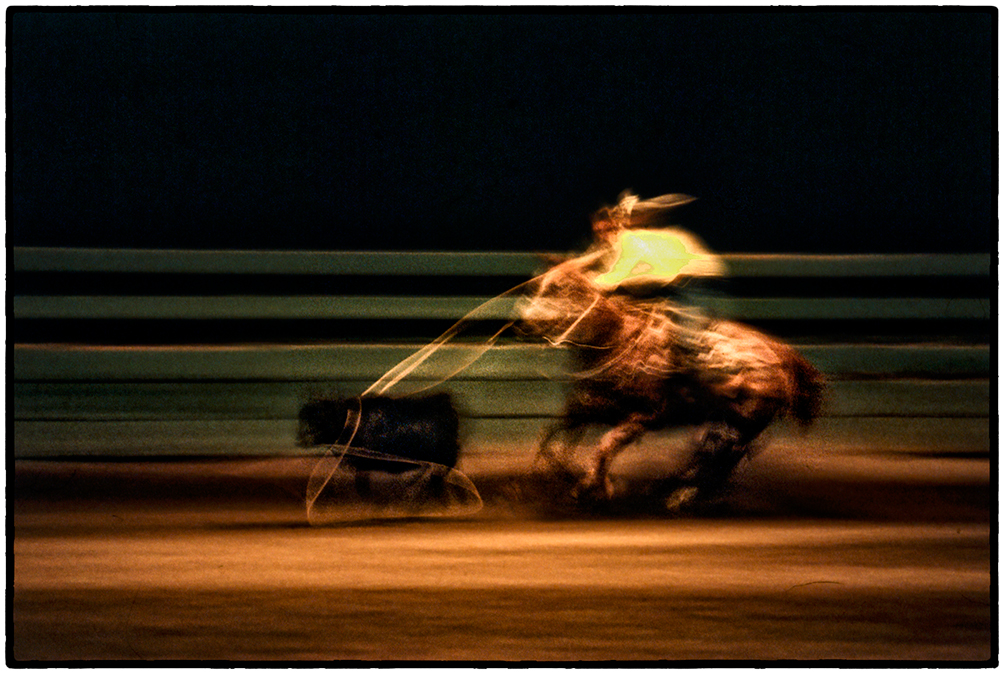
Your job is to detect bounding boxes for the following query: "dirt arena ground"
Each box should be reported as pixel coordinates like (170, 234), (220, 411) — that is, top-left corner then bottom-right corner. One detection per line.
(10, 458), (994, 663)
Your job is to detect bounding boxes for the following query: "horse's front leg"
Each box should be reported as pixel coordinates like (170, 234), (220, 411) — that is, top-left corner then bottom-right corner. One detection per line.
(579, 415), (647, 499)
(535, 420), (586, 475)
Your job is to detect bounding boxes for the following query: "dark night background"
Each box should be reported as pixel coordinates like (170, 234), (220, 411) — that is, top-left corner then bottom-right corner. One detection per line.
(6, 9), (998, 253)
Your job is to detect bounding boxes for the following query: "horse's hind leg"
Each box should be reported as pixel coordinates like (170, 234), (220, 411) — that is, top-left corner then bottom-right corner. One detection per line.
(579, 415), (647, 499)
(667, 422), (749, 510)
(535, 419), (586, 472)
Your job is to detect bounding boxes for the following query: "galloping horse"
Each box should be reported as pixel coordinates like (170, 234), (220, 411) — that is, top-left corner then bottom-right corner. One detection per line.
(518, 258), (825, 509)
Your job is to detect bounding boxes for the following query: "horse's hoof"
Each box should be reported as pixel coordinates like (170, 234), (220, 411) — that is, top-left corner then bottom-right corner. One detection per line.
(664, 485), (700, 513)
(495, 477), (527, 504)
(571, 477), (614, 503)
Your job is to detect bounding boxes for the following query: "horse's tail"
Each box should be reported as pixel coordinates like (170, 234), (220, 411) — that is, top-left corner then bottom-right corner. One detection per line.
(788, 351), (826, 426)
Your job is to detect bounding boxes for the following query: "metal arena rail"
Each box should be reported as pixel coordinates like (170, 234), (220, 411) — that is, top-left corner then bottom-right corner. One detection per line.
(10, 248), (992, 466)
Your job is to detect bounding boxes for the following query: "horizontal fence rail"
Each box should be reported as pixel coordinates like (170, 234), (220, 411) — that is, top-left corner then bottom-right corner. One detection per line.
(13, 379), (991, 420)
(10, 248), (993, 465)
(11, 419), (992, 462)
(11, 343), (992, 380)
(12, 248), (992, 345)
(12, 295), (990, 321)
(12, 247), (993, 276)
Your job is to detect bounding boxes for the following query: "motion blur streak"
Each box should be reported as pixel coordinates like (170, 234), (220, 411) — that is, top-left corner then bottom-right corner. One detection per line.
(12, 511), (991, 661)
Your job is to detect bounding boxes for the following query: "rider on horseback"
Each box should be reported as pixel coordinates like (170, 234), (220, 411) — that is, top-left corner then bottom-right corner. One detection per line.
(523, 191), (824, 510)
(572, 190), (726, 371)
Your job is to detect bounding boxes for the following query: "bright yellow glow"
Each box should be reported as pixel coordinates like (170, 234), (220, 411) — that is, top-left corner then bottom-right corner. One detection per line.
(593, 227), (725, 289)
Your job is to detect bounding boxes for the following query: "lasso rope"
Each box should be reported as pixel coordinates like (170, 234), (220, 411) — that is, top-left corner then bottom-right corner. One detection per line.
(361, 276), (542, 398)
(304, 396), (363, 520)
(306, 273), (548, 523)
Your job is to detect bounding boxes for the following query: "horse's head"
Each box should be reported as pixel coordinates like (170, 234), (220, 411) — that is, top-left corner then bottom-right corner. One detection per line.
(517, 256), (623, 348)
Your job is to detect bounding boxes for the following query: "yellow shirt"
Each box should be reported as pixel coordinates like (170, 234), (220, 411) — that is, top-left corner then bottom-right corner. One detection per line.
(592, 228), (725, 290)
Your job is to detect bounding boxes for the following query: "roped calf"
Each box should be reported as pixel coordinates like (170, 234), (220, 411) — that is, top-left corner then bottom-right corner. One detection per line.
(297, 392), (461, 472)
